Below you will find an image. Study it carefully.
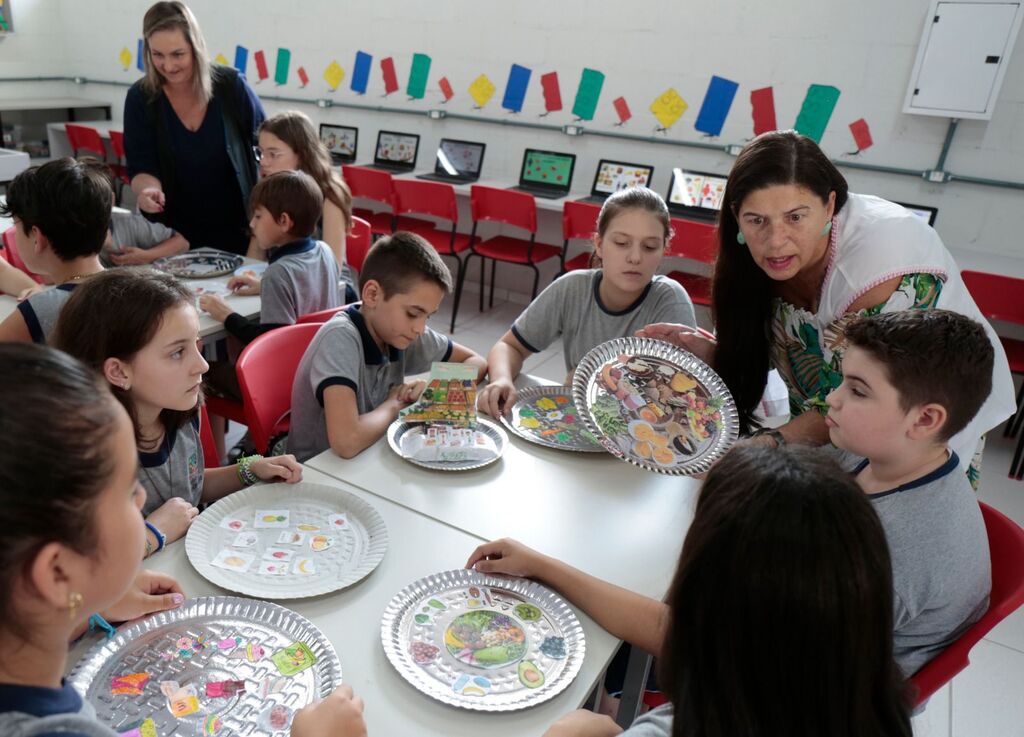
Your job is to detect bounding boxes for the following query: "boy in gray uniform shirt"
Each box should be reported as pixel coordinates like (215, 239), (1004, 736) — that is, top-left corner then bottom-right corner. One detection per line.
(824, 310), (993, 676)
(102, 208), (188, 267)
(201, 171), (343, 397)
(289, 232), (486, 461)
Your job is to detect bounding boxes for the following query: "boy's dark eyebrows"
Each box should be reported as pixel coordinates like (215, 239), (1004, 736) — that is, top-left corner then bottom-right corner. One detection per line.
(844, 372), (871, 387)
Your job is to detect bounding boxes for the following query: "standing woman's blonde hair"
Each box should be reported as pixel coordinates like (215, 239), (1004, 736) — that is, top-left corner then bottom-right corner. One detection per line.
(260, 111), (353, 231)
(140, 1), (212, 104)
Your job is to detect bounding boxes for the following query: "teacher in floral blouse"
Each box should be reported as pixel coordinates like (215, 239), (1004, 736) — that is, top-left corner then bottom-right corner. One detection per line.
(641, 130), (1014, 483)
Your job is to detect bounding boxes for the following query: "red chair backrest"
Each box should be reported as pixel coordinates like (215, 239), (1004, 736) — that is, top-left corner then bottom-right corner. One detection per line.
(910, 502), (1024, 705)
(1, 227), (45, 283)
(198, 404), (221, 468)
(65, 123), (106, 159)
(666, 217), (718, 264)
(562, 200), (600, 241)
(109, 129), (126, 159)
(392, 179), (458, 223)
(341, 165), (394, 207)
(961, 270), (1024, 326)
(347, 216), (372, 274)
(470, 185), (537, 233)
(235, 323), (322, 455)
(296, 301), (361, 325)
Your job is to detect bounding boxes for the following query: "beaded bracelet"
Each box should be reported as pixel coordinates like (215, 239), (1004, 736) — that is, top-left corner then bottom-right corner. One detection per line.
(237, 455), (264, 487)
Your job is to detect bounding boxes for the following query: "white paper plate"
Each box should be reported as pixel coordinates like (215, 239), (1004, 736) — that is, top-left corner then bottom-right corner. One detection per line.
(186, 482), (388, 599)
(233, 262), (269, 278)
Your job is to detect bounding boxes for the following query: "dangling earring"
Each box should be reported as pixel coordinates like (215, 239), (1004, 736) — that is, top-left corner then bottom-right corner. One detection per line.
(68, 591), (83, 620)
(736, 232), (747, 245)
(123, 382), (130, 391)
(821, 220), (833, 237)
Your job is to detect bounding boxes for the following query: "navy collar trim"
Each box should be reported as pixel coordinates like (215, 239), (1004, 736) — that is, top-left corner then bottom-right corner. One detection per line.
(138, 416), (198, 468)
(592, 271), (654, 316)
(56, 283), (79, 293)
(856, 451), (959, 499)
(345, 306), (402, 365)
(0, 680), (82, 717)
(268, 237), (317, 264)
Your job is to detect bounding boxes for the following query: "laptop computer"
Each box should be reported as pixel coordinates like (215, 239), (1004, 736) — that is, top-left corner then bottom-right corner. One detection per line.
(319, 124), (357, 165)
(895, 201), (938, 226)
(666, 167), (728, 221)
(578, 159), (655, 204)
(367, 130), (420, 172)
(509, 148), (576, 200)
(416, 139), (486, 184)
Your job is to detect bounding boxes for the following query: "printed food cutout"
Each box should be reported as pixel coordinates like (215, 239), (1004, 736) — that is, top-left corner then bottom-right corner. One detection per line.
(258, 675), (288, 698)
(296, 523), (320, 532)
(540, 636), (567, 659)
(227, 641), (266, 662)
(514, 603), (542, 621)
(259, 560), (289, 575)
(327, 513), (348, 529)
(254, 509), (290, 528)
(452, 673), (492, 696)
(261, 547), (295, 563)
(205, 679), (246, 698)
(203, 714), (222, 735)
(161, 635), (210, 660)
(271, 642), (318, 676)
(518, 660), (545, 689)
(259, 702), (293, 732)
(293, 557), (316, 575)
(111, 672), (150, 695)
(117, 718), (157, 737)
(219, 517), (245, 531)
(231, 532), (259, 548)
(513, 391), (600, 450)
(160, 681), (200, 718)
(276, 531), (306, 546)
(410, 641), (440, 664)
(309, 534), (334, 552)
(444, 611), (527, 669)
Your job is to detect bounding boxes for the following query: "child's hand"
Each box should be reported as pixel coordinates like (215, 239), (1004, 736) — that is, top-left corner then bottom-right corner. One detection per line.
(199, 293), (233, 322)
(228, 273), (262, 295)
(478, 379), (517, 418)
(395, 379), (426, 405)
(16, 284), (45, 301)
(290, 685), (366, 737)
(635, 323), (716, 364)
(465, 538), (549, 579)
(138, 187), (166, 213)
(109, 246), (156, 266)
(146, 498), (199, 546)
(543, 710), (623, 737)
(100, 570), (185, 624)
(251, 454), (303, 484)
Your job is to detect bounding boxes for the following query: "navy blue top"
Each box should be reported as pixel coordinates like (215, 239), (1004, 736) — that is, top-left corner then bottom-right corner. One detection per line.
(124, 72), (264, 254)
(0, 681), (96, 737)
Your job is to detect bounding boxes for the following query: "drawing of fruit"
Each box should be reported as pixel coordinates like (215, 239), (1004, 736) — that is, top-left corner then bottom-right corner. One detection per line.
(518, 660), (545, 688)
(514, 603), (542, 621)
(410, 641), (440, 664)
(444, 611), (527, 668)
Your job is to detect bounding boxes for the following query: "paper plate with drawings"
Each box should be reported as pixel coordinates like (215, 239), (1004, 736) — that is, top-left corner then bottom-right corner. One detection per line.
(500, 385), (604, 453)
(156, 249), (244, 278)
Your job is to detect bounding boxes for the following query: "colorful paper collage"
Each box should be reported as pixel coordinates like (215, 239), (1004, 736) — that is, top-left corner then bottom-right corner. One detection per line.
(351, 51), (372, 94)
(750, 86), (777, 135)
(794, 84), (841, 143)
(694, 75), (739, 137)
(540, 72), (562, 114)
(572, 68), (605, 121)
(502, 64), (532, 113)
(407, 53), (432, 99)
(650, 88), (688, 130)
(400, 363), (478, 426)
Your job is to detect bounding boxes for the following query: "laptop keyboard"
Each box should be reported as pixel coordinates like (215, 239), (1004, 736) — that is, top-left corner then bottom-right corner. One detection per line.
(511, 185), (567, 200)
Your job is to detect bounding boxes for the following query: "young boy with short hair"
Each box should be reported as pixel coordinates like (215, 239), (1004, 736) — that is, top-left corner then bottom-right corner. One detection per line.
(0, 158), (110, 343)
(289, 231), (486, 461)
(825, 309), (992, 676)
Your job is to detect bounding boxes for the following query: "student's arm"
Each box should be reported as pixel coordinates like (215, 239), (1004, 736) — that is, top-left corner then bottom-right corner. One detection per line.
(130, 172), (167, 214)
(478, 331), (532, 418)
(323, 384), (408, 459)
(201, 455), (303, 501)
(448, 340), (488, 381)
(109, 232), (189, 265)
(466, 539), (669, 657)
(0, 259), (39, 298)
(320, 198), (347, 266)
(0, 308), (33, 343)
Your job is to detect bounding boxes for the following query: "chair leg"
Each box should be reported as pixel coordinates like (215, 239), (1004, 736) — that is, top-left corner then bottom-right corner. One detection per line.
(1005, 380), (1024, 438)
(478, 256), (486, 313)
(529, 263), (541, 300)
(489, 260), (497, 308)
(448, 256), (466, 334)
(1011, 426), (1024, 480)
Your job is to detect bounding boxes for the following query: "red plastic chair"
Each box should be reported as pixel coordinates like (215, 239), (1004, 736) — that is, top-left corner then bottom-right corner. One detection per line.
(342, 165), (395, 236)
(296, 301), (361, 325)
(460, 185), (560, 324)
(1, 226), (45, 283)
(665, 217), (718, 307)
(108, 129), (130, 203)
(911, 502), (1024, 705)
(392, 179), (472, 332)
(347, 215), (372, 275)
(961, 270), (1024, 477)
(65, 123), (107, 159)
(561, 200), (600, 275)
(198, 404), (222, 468)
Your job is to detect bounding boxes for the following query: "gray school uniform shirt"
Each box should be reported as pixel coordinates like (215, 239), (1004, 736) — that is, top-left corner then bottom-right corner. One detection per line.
(620, 704), (673, 736)
(138, 417), (205, 515)
(17, 283), (78, 344)
(0, 682), (117, 737)
(855, 451), (991, 676)
(511, 270), (696, 373)
(288, 305), (452, 462)
(100, 211), (176, 267)
(261, 238), (342, 324)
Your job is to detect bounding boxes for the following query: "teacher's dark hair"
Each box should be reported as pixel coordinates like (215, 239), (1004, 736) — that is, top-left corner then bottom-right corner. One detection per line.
(713, 130), (849, 430)
(0, 343), (121, 640)
(659, 445), (911, 737)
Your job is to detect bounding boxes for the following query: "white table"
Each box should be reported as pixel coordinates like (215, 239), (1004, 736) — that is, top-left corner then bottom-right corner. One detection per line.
(69, 466), (624, 737)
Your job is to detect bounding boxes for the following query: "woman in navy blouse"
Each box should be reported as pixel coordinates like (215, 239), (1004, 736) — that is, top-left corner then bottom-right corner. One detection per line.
(124, 2), (265, 255)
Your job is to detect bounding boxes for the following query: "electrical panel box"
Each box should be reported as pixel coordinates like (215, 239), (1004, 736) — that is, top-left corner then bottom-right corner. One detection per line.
(903, 0), (1024, 120)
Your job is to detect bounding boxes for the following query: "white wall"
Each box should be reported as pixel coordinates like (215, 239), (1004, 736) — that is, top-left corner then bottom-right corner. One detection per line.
(2, 0), (1023, 280)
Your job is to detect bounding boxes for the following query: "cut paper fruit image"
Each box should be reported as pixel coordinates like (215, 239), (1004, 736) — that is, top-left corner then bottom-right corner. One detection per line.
(848, 118), (874, 152)
(694, 75), (739, 137)
(444, 610), (527, 669)
(254, 509), (289, 528)
(469, 74), (497, 108)
(750, 86), (777, 136)
(650, 88), (688, 131)
(438, 76), (454, 102)
(407, 53), (432, 100)
(324, 60), (344, 91)
(210, 548), (255, 573)
(613, 96), (632, 125)
(310, 534), (334, 552)
(794, 84), (841, 144)
(219, 516), (245, 531)
(540, 71), (562, 115)
(410, 641), (440, 664)
(293, 557), (316, 576)
(572, 68), (605, 121)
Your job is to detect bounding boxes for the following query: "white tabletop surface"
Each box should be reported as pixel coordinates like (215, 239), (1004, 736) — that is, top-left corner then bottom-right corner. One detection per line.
(0, 97), (113, 111)
(69, 466), (624, 737)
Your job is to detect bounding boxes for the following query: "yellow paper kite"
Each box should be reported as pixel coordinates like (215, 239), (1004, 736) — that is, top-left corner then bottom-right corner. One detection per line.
(324, 61), (345, 91)
(214, 53), (229, 65)
(650, 88), (688, 130)
(468, 74), (496, 108)
(119, 47), (132, 71)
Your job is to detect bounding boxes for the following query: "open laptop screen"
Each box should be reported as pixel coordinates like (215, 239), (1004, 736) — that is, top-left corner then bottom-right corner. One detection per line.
(319, 124), (357, 163)
(436, 139), (485, 177)
(375, 131), (419, 165)
(667, 168), (728, 213)
(520, 149), (575, 190)
(895, 201), (938, 226)
(592, 160), (655, 196)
